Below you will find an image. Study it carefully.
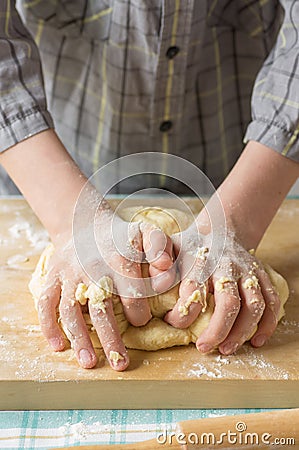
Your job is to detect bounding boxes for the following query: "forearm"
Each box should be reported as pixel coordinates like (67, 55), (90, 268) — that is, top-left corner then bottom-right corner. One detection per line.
(0, 1), (53, 154)
(0, 130), (87, 240)
(218, 141), (299, 249)
(196, 141), (299, 250)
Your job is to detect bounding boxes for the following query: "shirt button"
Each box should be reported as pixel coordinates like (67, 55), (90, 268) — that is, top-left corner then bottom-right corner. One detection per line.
(166, 46), (180, 59)
(160, 120), (173, 132)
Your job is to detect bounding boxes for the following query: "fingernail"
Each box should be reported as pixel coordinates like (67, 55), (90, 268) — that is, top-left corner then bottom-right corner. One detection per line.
(197, 344), (212, 353)
(252, 334), (267, 347)
(221, 342), (238, 355)
(79, 348), (93, 367)
(109, 351), (129, 371)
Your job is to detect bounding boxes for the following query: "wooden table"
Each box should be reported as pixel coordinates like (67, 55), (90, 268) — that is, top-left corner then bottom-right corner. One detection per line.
(0, 198), (298, 410)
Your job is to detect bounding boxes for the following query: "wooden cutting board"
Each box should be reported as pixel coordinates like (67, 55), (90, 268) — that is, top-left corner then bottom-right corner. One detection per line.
(0, 198), (298, 410)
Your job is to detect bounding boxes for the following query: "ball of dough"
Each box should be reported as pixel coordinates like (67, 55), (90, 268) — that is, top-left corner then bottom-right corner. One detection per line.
(29, 206), (289, 352)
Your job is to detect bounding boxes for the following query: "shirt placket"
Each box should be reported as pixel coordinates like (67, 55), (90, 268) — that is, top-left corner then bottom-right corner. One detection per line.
(150, 0), (194, 155)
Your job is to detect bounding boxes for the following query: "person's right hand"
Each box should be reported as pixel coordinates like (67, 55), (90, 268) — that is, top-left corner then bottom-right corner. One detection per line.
(36, 198), (174, 371)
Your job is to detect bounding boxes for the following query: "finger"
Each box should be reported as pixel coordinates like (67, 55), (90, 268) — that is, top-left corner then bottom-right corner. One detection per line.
(196, 275), (241, 353)
(140, 223), (173, 270)
(142, 225), (178, 293)
(149, 263), (177, 293)
(250, 268), (281, 348)
(164, 278), (208, 328)
(218, 274), (265, 355)
(89, 296), (129, 371)
(59, 281), (97, 369)
(164, 249), (208, 328)
(113, 255), (151, 326)
(37, 271), (65, 352)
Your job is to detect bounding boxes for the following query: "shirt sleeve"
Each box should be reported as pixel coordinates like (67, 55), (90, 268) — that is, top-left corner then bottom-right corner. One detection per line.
(244, 0), (299, 162)
(0, 0), (53, 153)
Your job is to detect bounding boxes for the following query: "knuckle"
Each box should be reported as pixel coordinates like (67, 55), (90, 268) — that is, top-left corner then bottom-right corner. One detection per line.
(223, 295), (241, 313)
(209, 330), (227, 343)
(241, 274), (260, 291)
(267, 294), (281, 316)
(116, 257), (135, 274)
(214, 276), (238, 295)
(59, 299), (77, 320)
(223, 312), (238, 331)
(124, 282), (145, 299)
(181, 277), (197, 291)
(220, 300), (240, 330)
(171, 316), (192, 329)
(37, 292), (49, 308)
(186, 263), (205, 283)
(37, 295), (50, 321)
(247, 296), (265, 317)
(257, 267), (268, 279)
(120, 296), (135, 308)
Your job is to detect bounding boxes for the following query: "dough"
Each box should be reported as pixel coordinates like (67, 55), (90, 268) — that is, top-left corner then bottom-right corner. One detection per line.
(29, 206), (289, 352)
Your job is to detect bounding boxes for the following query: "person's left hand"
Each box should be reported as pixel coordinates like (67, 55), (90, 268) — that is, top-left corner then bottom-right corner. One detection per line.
(155, 218), (282, 355)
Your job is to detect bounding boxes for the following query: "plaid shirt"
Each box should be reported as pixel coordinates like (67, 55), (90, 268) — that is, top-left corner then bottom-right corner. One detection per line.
(0, 0), (298, 194)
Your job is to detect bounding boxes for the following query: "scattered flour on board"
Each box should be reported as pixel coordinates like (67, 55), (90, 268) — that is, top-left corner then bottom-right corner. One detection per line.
(279, 317), (299, 334)
(186, 354), (233, 379)
(187, 363), (223, 379)
(8, 220), (49, 252)
(185, 347), (291, 380)
(243, 346), (290, 380)
(6, 254), (29, 267)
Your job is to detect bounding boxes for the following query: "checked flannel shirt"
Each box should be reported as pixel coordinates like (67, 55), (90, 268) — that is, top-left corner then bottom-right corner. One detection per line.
(0, 0), (298, 194)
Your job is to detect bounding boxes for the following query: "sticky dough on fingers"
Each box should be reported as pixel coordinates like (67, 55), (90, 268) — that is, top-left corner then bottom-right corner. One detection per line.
(29, 206), (289, 352)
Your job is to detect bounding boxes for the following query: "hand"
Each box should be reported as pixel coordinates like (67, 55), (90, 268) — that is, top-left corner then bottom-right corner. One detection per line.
(0, 130), (175, 370)
(163, 218), (282, 355)
(37, 198), (173, 370)
(162, 140), (299, 354)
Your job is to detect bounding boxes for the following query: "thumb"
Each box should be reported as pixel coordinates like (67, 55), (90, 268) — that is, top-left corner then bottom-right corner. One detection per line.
(140, 222), (176, 293)
(140, 223), (173, 270)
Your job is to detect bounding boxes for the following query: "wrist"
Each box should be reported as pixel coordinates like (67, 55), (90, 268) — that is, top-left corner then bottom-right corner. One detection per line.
(215, 141), (299, 249)
(52, 191), (116, 251)
(195, 202), (259, 251)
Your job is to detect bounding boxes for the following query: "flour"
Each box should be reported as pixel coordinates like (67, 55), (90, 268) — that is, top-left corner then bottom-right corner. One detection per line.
(23, 324), (41, 333)
(0, 335), (7, 346)
(6, 254), (29, 267)
(280, 318), (299, 334)
(8, 220), (49, 252)
(187, 363), (223, 378)
(215, 355), (230, 366)
(243, 346), (290, 380)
